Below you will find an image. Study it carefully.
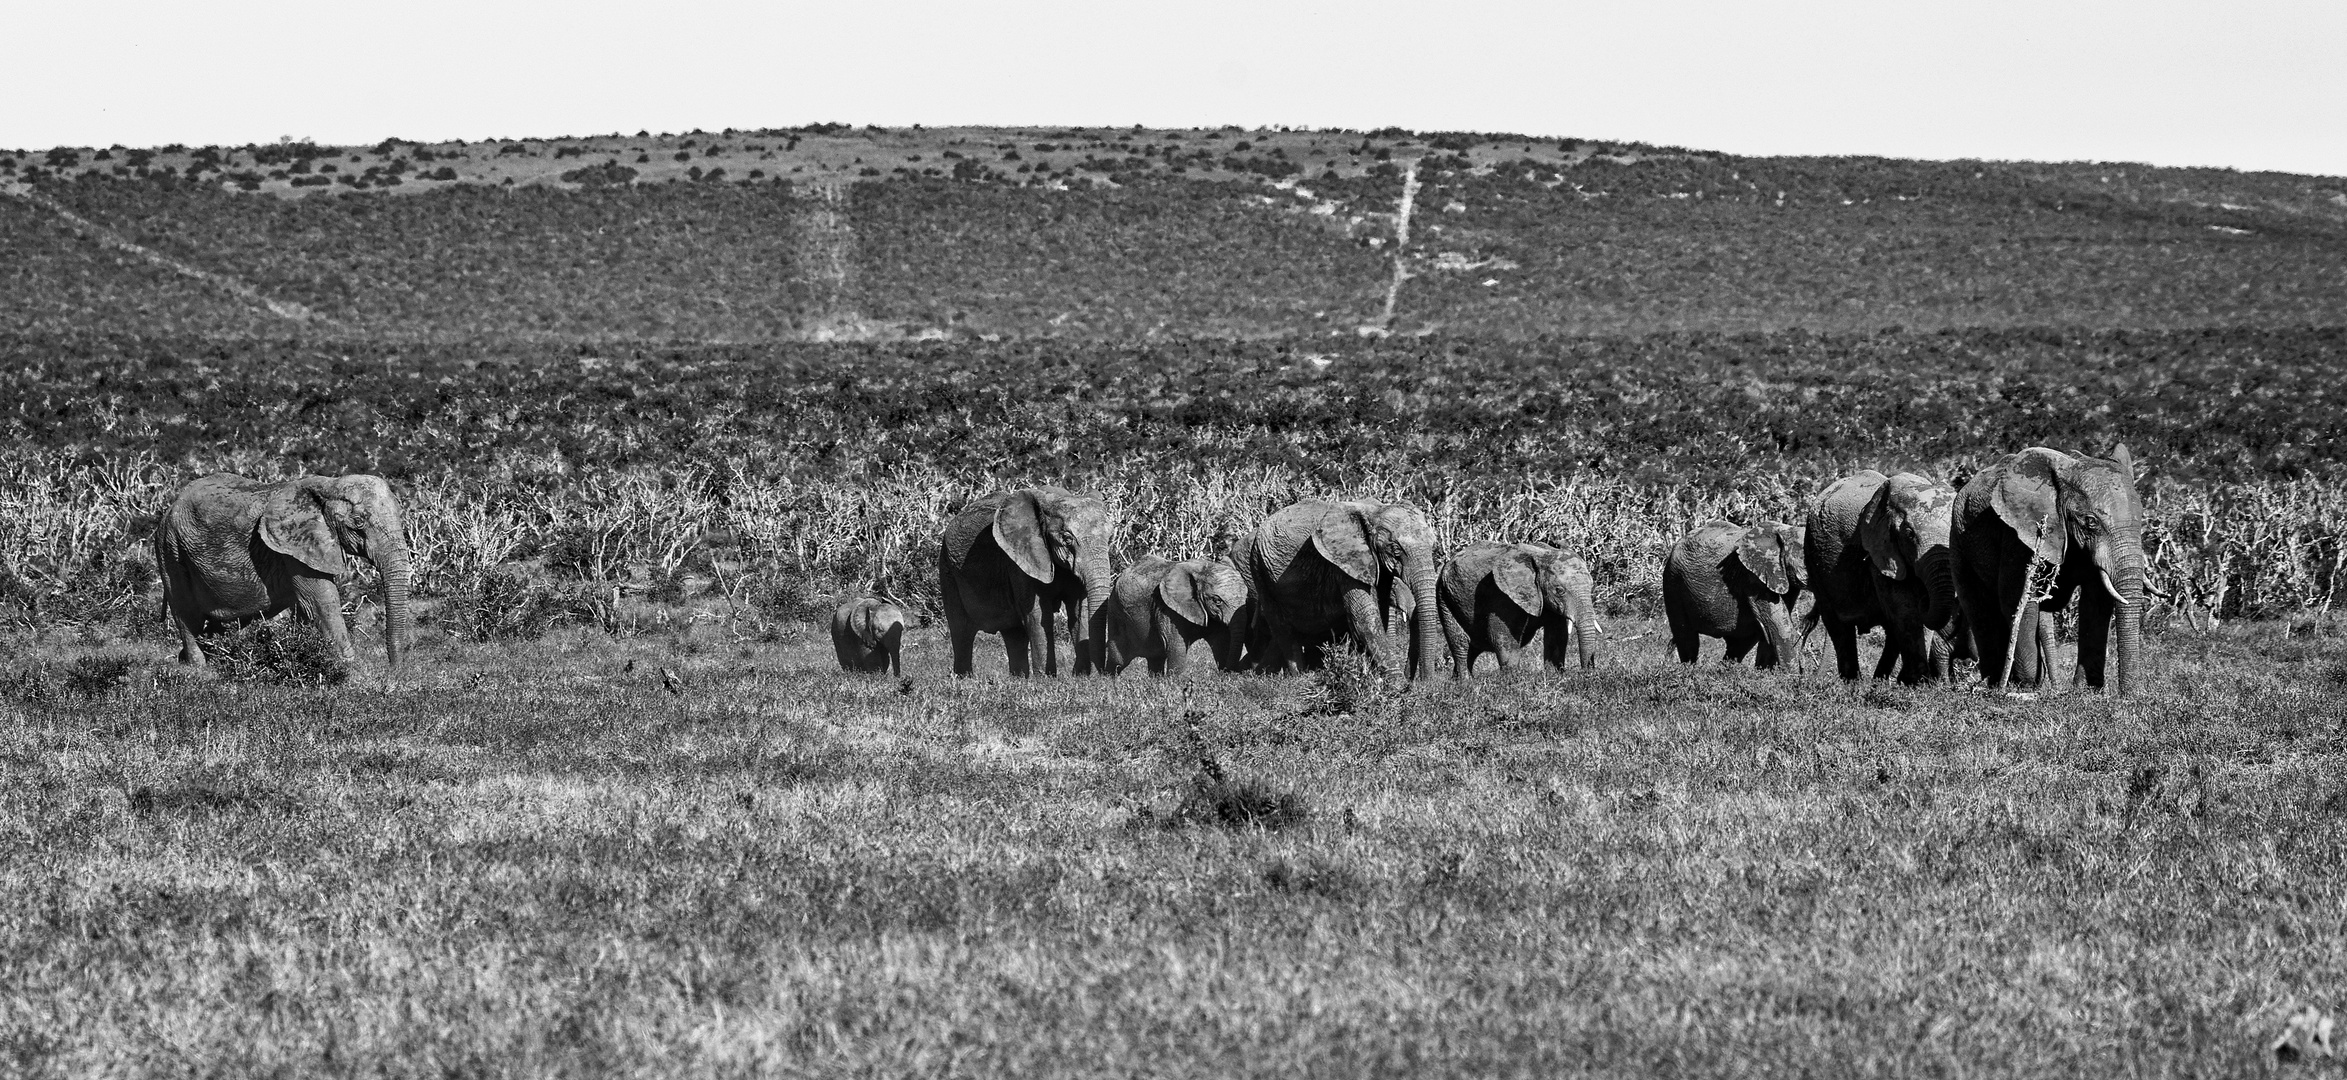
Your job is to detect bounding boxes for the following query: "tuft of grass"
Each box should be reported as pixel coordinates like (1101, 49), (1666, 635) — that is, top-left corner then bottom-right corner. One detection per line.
(1169, 754), (1310, 830)
(202, 621), (348, 685)
(62, 653), (132, 698)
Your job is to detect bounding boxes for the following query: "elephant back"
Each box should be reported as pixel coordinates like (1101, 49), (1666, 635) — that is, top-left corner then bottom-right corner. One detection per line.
(1110, 555), (1175, 617)
(941, 491), (1016, 569)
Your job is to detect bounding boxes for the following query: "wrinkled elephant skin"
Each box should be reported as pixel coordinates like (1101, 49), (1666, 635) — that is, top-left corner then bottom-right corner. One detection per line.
(155, 473), (414, 669)
(1952, 445), (2147, 694)
(1663, 518), (1806, 670)
(939, 486), (1114, 677)
(831, 596), (908, 675)
(1102, 555), (1254, 676)
(1244, 500), (1444, 681)
(1438, 540), (1602, 676)
(1805, 470), (1961, 684)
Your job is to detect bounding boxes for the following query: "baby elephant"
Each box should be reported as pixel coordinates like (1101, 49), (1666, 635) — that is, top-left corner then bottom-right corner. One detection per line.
(831, 597), (908, 675)
(1438, 541), (1603, 675)
(1102, 556), (1253, 675)
(1663, 519), (1807, 669)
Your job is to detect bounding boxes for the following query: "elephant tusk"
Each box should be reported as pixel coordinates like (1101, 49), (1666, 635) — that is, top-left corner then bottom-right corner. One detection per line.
(2099, 568), (2131, 606)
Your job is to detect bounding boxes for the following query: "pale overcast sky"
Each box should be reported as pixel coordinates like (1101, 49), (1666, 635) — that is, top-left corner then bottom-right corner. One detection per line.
(5, 0), (2341, 175)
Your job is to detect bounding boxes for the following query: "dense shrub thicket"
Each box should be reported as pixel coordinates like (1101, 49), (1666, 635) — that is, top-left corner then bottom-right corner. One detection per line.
(3, 329), (2342, 629)
(8, 156), (2341, 340)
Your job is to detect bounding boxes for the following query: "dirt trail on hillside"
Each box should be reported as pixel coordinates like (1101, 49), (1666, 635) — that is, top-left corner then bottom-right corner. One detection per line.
(1, 181), (332, 326)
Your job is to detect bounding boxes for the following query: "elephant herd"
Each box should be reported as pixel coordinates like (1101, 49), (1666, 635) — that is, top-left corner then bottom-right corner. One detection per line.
(150, 443), (2145, 695)
(1662, 444), (2147, 694)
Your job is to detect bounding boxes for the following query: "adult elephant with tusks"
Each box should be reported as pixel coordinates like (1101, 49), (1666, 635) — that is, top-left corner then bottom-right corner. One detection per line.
(939, 486), (1114, 677)
(155, 473), (414, 669)
(1804, 470), (1964, 684)
(1663, 519), (1806, 669)
(1952, 445), (2147, 694)
(1242, 499), (1444, 680)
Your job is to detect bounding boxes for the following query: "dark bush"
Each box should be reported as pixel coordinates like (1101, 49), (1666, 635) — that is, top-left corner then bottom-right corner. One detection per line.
(560, 163), (637, 188)
(64, 654), (134, 698)
(1168, 755), (1309, 830)
(203, 621), (348, 685)
(462, 565), (596, 641)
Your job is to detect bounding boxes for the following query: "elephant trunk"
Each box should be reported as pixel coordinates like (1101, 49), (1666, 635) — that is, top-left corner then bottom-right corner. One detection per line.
(1918, 549), (1959, 639)
(1077, 552), (1114, 675)
(1760, 598), (1800, 672)
(1408, 569), (1443, 681)
(379, 537), (413, 670)
(1566, 587), (1602, 669)
(2113, 550), (2145, 696)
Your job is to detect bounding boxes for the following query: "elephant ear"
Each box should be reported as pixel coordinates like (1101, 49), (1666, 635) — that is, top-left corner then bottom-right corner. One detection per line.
(1490, 548), (1545, 615)
(2110, 442), (2137, 479)
(1856, 484), (1905, 581)
(1735, 526), (1791, 595)
(1157, 564), (1211, 626)
(1309, 504), (1380, 586)
(258, 483), (348, 577)
(991, 490), (1057, 583)
(1992, 452), (2067, 565)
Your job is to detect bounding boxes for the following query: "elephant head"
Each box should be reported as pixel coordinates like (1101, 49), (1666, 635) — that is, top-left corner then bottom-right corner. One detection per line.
(269, 475), (412, 667)
(1731, 520), (1807, 667)
(1978, 445), (2147, 693)
(1857, 472), (1958, 635)
(1158, 558), (1254, 670)
(1483, 542), (1602, 669)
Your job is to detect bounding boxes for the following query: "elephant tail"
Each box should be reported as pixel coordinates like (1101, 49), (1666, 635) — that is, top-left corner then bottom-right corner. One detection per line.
(1799, 607), (1822, 648)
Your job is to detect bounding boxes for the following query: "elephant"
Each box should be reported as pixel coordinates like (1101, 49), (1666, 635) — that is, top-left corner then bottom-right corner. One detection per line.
(1804, 470), (1964, 684)
(938, 486), (1113, 677)
(1101, 556), (1253, 675)
(154, 473), (413, 669)
(1436, 540), (1602, 676)
(1951, 445), (2147, 694)
(1662, 519), (1807, 669)
(831, 596), (907, 675)
(1240, 499), (1444, 680)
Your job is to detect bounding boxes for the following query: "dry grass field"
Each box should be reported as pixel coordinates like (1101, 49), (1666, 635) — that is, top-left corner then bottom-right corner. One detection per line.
(3, 614), (2345, 1076)
(3, 124), (2345, 1075)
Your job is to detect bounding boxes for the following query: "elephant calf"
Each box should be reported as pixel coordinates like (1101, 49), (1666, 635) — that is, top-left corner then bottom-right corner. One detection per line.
(831, 597), (908, 675)
(1437, 541), (1601, 676)
(1663, 519), (1806, 669)
(1102, 556), (1253, 675)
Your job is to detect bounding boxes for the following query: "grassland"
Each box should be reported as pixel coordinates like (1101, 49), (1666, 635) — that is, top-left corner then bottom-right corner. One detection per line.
(4, 126), (2346, 1074)
(3, 617), (2343, 1076)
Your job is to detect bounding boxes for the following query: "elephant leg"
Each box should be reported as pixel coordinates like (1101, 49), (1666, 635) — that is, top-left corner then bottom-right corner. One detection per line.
(1889, 624), (1928, 686)
(292, 576), (356, 661)
(2074, 589), (2113, 689)
(1724, 635), (1755, 664)
(2035, 613), (2058, 688)
(1873, 640), (1901, 681)
(167, 602), (209, 667)
(1823, 617), (1861, 681)
(888, 645), (902, 678)
(1104, 636), (1129, 676)
(1482, 611), (1519, 670)
(1666, 595), (1700, 664)
(1037, 599), (1062, 677)
(942, 562), (977, 677)
(1341, 587), (1396, 677)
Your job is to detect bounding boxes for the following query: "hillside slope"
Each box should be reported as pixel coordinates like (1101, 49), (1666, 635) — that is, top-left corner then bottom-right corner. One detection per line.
(5, 126), (2343, 340)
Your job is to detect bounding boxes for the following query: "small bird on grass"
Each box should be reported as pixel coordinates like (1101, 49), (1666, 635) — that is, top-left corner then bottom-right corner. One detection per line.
(661, 667), (683, 696)
(623, 659), (637, 674)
